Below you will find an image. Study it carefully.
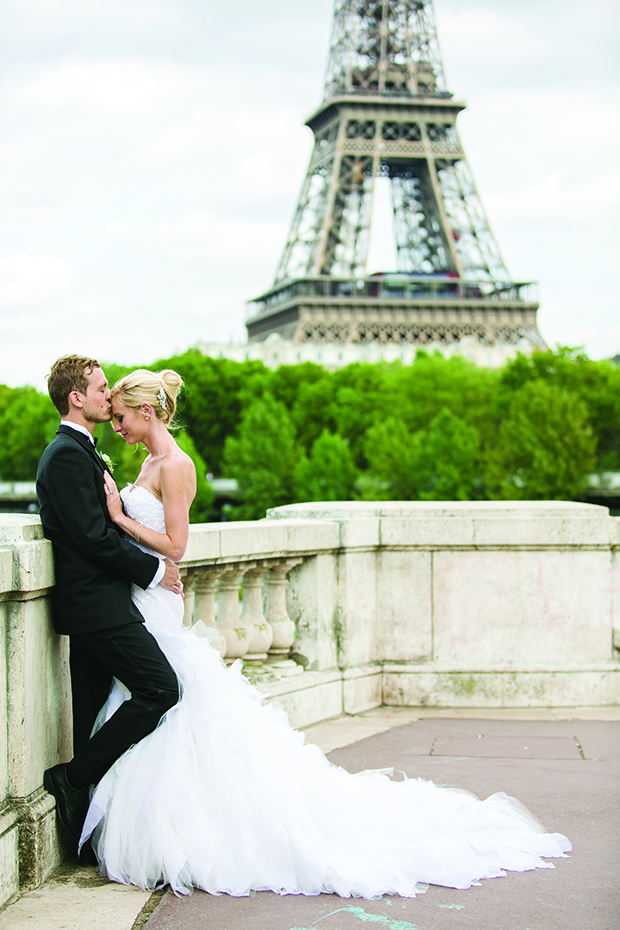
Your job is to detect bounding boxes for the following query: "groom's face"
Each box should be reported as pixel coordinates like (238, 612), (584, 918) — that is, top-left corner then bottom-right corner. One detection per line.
(81, 367), (112, 424)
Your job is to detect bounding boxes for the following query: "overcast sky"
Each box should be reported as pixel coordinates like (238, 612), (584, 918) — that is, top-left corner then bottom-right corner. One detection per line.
(1, 0), (618, 390)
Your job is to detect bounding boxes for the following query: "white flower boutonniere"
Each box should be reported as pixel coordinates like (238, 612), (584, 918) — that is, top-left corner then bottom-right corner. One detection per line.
(101, 453), (116, 473)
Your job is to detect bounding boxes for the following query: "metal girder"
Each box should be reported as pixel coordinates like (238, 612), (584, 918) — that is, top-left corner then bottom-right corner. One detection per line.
(325, 0), (447, 98)
(274, 0), (509, 285)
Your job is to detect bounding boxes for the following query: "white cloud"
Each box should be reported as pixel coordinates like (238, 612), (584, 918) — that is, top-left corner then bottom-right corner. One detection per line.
(486, 164), (620, 223)
(440, 9), (555, 71)
(146, 212), (286, 266)
(0, 254), (76, 306)
(469, 89), (620, 159)
(12, 60), (204, 116)
(92, 220), (136, 243)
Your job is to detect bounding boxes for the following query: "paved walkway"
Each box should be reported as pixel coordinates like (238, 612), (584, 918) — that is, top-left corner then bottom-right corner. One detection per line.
(1, 707), (619, 930)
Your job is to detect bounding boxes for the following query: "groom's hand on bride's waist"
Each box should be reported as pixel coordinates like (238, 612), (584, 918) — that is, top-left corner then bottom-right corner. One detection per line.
(159, 558), (183, 595)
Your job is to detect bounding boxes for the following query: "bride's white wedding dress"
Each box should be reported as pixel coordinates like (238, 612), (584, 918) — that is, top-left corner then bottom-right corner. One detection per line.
(80, 485), (571, 898)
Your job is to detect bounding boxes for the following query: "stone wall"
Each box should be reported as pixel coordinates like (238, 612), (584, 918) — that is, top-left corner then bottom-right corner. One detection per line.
(0, 515), (71, 909)
(1, 500), (619, 905)
(266, 502), (620, 717)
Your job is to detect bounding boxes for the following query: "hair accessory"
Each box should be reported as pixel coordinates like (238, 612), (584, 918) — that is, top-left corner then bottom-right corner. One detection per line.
(158, 387), (167, 411)
(134, 523), (145, 543)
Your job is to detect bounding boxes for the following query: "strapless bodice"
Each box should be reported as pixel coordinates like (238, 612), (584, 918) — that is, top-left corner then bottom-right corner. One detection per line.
(120, 485), (166, 554)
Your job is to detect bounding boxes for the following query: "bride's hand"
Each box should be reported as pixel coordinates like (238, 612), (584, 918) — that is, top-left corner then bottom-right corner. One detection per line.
(104, 471), (123, 522)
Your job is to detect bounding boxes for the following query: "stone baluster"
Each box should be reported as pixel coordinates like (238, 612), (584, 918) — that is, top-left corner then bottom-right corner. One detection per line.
(264, 559), (303, 673)
(193, 568), (227, 657)
(216, 567), (250, 661)
(241, 565), (273, 665)
(180, 568), (200, 627)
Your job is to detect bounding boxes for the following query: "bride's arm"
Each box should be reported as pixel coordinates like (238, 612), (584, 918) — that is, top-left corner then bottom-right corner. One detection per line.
(104, 458), (195, 561)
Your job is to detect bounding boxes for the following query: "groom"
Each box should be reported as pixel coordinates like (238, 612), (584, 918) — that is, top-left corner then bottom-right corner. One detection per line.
(36, 355), (181, 845)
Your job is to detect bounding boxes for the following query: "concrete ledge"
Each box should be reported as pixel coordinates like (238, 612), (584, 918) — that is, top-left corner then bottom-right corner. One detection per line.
(382, 663), (620, 707)
(184, 519), (341, 566)
(0, 516), (54, 594)
(256, 665), (385, 727)
(258, 669), (344, 729)
(13, 789), (66, 892)
(343, 665), (382, 714)
(253, 661), (620, 727)
(0, 550), (13, 598)
(0, 804), (20, 909)
(0, 789), (65, 911)
(269, 500), (616, 549)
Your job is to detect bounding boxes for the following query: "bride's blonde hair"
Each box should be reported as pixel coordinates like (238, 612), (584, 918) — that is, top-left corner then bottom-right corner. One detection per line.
(111, 369), (183, 427)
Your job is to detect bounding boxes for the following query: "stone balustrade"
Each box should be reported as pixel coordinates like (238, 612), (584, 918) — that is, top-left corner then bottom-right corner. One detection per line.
(1, 500), (620, 906)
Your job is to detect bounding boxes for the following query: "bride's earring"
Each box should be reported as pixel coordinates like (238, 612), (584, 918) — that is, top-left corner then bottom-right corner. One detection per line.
(144, 414), (150, 420)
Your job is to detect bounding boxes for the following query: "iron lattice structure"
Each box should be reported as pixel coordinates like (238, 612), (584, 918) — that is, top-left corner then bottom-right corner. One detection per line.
(246, 0), (545, 353)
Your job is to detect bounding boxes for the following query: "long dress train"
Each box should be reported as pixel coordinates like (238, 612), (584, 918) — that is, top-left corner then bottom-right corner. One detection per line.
(80, 485), (571, 898)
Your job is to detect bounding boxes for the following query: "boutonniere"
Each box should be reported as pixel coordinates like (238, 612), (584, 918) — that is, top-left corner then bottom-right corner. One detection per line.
(101, 453), (116, 473)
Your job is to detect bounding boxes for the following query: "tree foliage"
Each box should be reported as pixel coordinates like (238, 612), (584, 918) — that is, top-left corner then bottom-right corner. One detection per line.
(496, 347), (620, 470)
(222, 394), (300, 520)
(5, 346), (619, 519)
(0, 386), (58, 480)
(485, 380), (597, 500)
(363, 408), (482, 501)
(293, 431), (358, 503)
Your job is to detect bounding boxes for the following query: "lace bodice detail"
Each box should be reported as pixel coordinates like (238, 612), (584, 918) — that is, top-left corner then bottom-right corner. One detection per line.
(120, 485), (166, 556)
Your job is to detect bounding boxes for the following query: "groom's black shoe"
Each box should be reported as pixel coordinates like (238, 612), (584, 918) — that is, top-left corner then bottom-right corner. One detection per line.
(43, 763), (89, 843)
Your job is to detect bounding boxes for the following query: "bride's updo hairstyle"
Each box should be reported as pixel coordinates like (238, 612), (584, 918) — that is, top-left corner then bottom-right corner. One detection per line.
(111, 369), (183, 427)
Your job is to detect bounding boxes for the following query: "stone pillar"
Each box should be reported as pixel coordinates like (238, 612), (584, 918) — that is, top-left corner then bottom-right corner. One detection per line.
(0, 516), (71, 903)
(217, 567), (250, 660)
(180, 568), (199, 627)
(241, 566), (273, 665)
(193, 569), (227, 657)
(265, 559), (303, 670)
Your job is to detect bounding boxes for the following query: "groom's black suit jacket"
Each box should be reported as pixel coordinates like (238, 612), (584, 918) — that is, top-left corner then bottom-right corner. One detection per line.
(36, 425), (160, 636)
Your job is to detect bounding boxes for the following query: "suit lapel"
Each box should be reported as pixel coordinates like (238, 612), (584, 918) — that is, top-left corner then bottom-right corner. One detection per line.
(56, 424), (107, 473)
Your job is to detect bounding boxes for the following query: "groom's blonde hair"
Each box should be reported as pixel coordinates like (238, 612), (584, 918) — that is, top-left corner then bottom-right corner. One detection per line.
(48, 355), (101, 415)
(111, 369), (183, 427)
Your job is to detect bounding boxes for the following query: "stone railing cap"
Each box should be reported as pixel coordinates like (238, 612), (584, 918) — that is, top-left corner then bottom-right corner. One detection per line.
(267, 500), (610, 521)
(0, 513), (46, 542)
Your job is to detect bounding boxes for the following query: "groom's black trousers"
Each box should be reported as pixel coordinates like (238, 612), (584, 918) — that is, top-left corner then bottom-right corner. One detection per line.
(67, 621), (179, 789)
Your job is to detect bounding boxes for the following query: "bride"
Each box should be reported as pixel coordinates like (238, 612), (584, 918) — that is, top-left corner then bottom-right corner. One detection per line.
(80, 367), (571, 898)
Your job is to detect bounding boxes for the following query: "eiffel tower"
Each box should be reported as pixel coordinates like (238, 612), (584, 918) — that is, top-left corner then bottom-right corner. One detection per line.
(245, 0), (545, 360)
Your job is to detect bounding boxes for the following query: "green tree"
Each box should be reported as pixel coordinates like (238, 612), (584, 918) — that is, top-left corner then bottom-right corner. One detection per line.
(293, 431), (358, 503)
(331, 363), (397, 466)
(290, 374), (338, 453)
(410, 407), (482, 501)
(269, 362), (326, 411)
(222, 394), (300, 520)
(362, 417), (420, 500)
(497, 347), (620, 470)
(390, 351), (499, 446)
(0, 386), (58, 480)
(363, 408), (482, 501)
(485, 379), (596, 500)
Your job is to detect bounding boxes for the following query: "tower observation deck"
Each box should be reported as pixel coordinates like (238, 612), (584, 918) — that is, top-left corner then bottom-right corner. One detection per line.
(245, 0), (545, 358)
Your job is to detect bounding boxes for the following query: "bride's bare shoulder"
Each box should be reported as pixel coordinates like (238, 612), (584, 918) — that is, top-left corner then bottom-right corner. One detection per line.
(161, 445), (196, 481)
